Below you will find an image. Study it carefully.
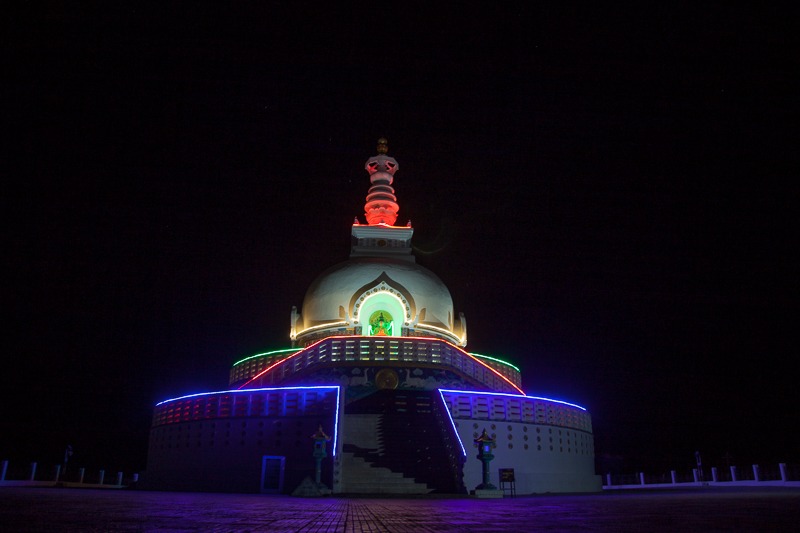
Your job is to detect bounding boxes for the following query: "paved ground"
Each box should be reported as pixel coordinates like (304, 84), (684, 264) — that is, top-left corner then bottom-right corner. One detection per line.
(1, 487), (799, 532)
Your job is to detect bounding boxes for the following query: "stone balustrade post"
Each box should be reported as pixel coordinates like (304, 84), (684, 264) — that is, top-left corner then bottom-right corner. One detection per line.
(779, 463), (787, 482)
(730, 465), (738, 482)
(639, 472), (645, 485)
(711, 467), (718, 482)
(1, 460), (7, 481)
(79, 468), (85, 483)
(116, 472), (123, 486)
(54, 464), (61, 482)
(752, 464), (760, 482)
(98, 470), (105, 485)
(692, 468), (700, 482)
(29, 462), (37, 481)
(605, 473), (612, 486)
(670, 470), (677, 484)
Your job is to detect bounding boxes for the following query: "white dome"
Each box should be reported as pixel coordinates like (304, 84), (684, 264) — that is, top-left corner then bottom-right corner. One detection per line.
(293, 256), (464, 345)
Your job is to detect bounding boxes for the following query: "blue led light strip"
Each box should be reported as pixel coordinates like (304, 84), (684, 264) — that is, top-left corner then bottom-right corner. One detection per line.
(438, 388), (587, 411)
(332, 386), (340, 456)
(437, 389), (467, 456)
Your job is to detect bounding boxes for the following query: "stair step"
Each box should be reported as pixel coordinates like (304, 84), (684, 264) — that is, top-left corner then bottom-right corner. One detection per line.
(339, 398), (462, 494)
(339, 452), (431, 494)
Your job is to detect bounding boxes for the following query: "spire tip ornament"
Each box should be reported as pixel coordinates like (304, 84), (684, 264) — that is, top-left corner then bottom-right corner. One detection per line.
(377, 137), (389, 154)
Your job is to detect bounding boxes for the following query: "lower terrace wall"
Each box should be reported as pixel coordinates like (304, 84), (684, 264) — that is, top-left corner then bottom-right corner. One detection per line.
(144, 387), (340, 494)
(455, 420), (601, 494)
(144, 414), (337, 493)
(442, 390), (601, 494)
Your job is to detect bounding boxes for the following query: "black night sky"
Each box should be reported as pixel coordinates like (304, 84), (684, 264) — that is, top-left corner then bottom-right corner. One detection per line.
(4, 4), (796, 477)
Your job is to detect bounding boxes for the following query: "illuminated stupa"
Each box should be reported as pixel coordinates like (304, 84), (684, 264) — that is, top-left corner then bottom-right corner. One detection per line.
(145, 140), (601, 494)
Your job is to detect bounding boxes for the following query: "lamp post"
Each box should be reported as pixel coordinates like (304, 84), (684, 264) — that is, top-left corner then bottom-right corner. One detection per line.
(63, 445), (73, 477)
(695, 451), (704, 483)
(311, 425), (331, 486)
(474, 429), (497, 490)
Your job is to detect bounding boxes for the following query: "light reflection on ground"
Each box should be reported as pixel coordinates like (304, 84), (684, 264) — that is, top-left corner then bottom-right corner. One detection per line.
(1, 487), (799, 532)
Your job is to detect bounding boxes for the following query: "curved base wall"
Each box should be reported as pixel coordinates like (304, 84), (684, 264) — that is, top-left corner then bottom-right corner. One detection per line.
(144, 387), (341, 493)
(145, 385), (599, 494)
(456, 420), (601, 494)
(442, 389), (601, 494)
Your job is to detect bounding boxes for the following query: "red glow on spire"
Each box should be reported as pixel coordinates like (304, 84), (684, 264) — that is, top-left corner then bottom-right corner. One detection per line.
(364, 138), (400, 226)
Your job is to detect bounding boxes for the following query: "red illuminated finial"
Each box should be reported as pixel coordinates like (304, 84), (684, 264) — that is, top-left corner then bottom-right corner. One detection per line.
(364, 138), (400, 225)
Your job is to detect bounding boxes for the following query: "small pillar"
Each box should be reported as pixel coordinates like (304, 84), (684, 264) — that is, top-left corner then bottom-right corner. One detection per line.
(639, 472), (645, 485)
(472, 429), (502, 497)
(670, 470), (677, 484)
(474, 429), (497, 490)
(54, 464), (61, 482)
(132, 473), (139, 483)
(752, 464), (760, 482)
(779, 463), (787, 482)
(116, 472), (123, 486)
(711, 467), (718, 482)
(730, 465), (738, 482)
(692, 468), (700, 482)
(1, 460), (8, 481)
(605, 473), (612, 486)
(29, 462), (37, 481)
(79, 468), (85, 483)
(311, 425), (331, 487)
(98, 470), (105, 485)
(290, 425), (332, 496)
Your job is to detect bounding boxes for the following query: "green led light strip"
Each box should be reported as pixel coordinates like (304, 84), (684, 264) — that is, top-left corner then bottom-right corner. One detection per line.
(470, 353), (520, 372)
(232, 348), (301, 367)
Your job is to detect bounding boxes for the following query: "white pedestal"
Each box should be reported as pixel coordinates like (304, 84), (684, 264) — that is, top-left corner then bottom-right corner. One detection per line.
(474, 489), (504, 498)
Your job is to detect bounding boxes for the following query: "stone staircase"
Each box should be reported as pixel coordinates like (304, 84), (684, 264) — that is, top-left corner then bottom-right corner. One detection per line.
(338, 413), (432, 495)
(340, 452), (432, 494)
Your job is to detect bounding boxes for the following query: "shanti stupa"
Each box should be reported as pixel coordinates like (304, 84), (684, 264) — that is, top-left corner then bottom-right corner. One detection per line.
(145, 139), (601, 494)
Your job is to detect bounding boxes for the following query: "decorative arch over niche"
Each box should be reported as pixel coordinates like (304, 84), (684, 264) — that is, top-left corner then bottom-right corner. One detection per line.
(350, 273), (415, 336)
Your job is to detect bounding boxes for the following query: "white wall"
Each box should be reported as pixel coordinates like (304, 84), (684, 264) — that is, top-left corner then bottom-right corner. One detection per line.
(455, 419), (602, 494)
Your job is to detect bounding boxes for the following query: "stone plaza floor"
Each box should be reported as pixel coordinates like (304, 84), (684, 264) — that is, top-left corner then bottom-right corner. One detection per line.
(1, 486), (799, 532)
